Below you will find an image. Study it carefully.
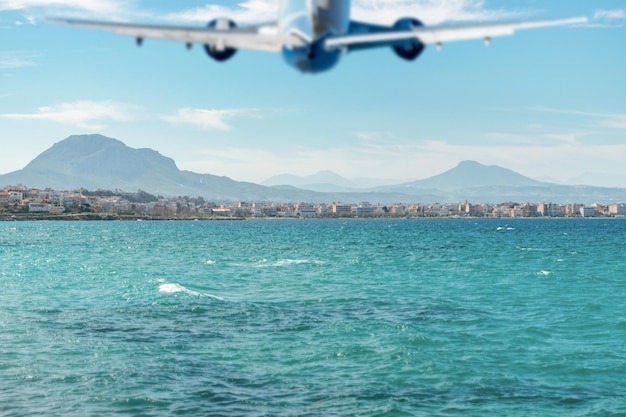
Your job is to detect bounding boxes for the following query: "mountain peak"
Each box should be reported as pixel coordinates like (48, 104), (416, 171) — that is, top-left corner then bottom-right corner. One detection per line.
(457, 160), (483, 168)
(64, 133), (123, 143)
(28, 134), (127, 169)
(262, 170), (353, 187)
(402, 160), (542, 190)
(51, 133), (126, 150)
(16, 134), (181, 189)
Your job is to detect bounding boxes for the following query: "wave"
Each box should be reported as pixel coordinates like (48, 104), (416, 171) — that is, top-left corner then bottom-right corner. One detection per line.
(158, 282), (224, 301)
(496, 226), (515, 231)
(269, 259), (324, 268)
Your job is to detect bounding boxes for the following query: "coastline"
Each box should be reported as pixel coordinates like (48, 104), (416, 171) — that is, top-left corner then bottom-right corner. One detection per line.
(2, 213), (624, 221)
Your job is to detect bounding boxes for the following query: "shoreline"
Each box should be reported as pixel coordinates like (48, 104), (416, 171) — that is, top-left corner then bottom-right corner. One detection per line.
(1, 213), (624, 222)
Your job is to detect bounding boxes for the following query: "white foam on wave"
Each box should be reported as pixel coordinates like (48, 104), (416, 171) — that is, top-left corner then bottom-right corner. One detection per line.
(158, 283), (224, 300)
(536, 270), (552, 277)
(257, 259), (325, 267)
(232, 258), (324, 268)
(274, 259), (310, 266)
(159, 283), (196, 295)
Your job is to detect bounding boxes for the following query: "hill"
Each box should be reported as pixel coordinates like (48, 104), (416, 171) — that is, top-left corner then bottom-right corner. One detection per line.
(381, 161), (626, 203)
(0, 135), (405, 202)
(400, 160), (543, 189)
(262, 170), (409, 191)
(2, 135), (626, 204)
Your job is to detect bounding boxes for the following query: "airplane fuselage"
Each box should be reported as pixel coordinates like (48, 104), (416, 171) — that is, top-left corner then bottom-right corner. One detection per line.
(278, 0), (351, 73)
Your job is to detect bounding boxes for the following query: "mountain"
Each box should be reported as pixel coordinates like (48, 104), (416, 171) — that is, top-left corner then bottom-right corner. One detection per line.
(263, 170), (354, 187)
(0, 135), (285, 201)
(0, 135), (405, 202)
(566, 172), (626, 189)
(401, 160), (543, 189)
(381, 161), (626, 203)
(2, 135), (626, 204)
(262, 170), (405, 191)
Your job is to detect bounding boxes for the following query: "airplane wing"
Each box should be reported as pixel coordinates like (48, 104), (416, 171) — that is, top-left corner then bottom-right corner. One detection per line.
(325, 17), (588, 50)
(47, 18), (305, 52)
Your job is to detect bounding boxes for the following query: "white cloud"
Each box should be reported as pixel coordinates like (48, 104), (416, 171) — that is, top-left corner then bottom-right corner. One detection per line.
(594, 9), (626, 20)
(485, 132), (541, 145)
(352, 131), (397, 142)
(536, 108), (626, 130)
(541, 133), (582, 144)
(176, 132), (626, 185)
(0, 0), (135, 21)
(598, 114), (626, 129)
(166, 0), (277, 24)
(0, 0), (126, 13)
(162, 108), (253, 131)
(487, 130), (588, 146)
(0, 100), (139, 130)
(166, 0), (525, 25)
(0, 56), (36, 69)
(352, 0), (525, 25)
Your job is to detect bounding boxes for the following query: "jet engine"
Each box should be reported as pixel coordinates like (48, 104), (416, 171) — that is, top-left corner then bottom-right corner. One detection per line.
(392, 18), (425, 61)
(204, 18), (238, 62)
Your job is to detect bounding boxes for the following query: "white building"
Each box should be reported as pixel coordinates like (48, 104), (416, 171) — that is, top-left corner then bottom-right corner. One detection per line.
(580, 206), (596, 217)
(538, 203), (562, 217)
(9, 190), (23, 202)
(354, 206), (375, 216)
(332, 204), (352, 214)
(609, 203), (626, 216)
(29, 203), (52, 213)
(296, 204), (318, 218)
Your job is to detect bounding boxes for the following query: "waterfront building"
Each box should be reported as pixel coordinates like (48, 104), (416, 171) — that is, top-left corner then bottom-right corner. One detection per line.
(581, 206), (597, 217)
(511, 207), (524, 218)
(609, 203), (626, 216)
(354, 206), (375, 216)
(212, 208), (232, 217)
(538, 203), (563, 217)
(332, 204), (353, 214)
(492, 205), (512, 218)
(295, 204), (319, 218)
(565, 203), (584, 217)
(519, 204), (538, 217)
(28, 202), (53, 213)
(592, 203), (609, 216)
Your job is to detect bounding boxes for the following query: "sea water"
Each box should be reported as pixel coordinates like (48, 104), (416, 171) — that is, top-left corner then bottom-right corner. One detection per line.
(1, 218), (625, 416)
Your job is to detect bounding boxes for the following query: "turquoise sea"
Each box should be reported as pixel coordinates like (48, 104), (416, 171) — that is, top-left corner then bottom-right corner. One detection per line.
(1, 218), (625, 416)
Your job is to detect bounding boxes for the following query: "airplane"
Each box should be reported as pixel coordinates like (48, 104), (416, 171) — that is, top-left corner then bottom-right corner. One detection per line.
(48, 0), (587, 74)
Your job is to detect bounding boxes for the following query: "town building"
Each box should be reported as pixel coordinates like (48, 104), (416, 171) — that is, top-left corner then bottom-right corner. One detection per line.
(580, 206), (597, 217)
(332, 204), (352, 214)
(295, 204), (319, 218)
(538, 203), (563, 217)
(609, 203), (626, 216)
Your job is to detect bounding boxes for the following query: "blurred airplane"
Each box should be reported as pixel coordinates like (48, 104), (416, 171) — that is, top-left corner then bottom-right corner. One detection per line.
(49, 0), (586, 74)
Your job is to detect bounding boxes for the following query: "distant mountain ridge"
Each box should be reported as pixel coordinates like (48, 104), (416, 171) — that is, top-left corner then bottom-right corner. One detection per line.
(399, 160), (543, 189)
(0, 135), (289, 201)
(2, 134), (626, 204)
(0, 135), (405, 202)
(262, 170), (403, 192)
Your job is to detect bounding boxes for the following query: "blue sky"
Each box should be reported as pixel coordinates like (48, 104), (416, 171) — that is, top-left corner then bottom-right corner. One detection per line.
(1, 0), (625, 187)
